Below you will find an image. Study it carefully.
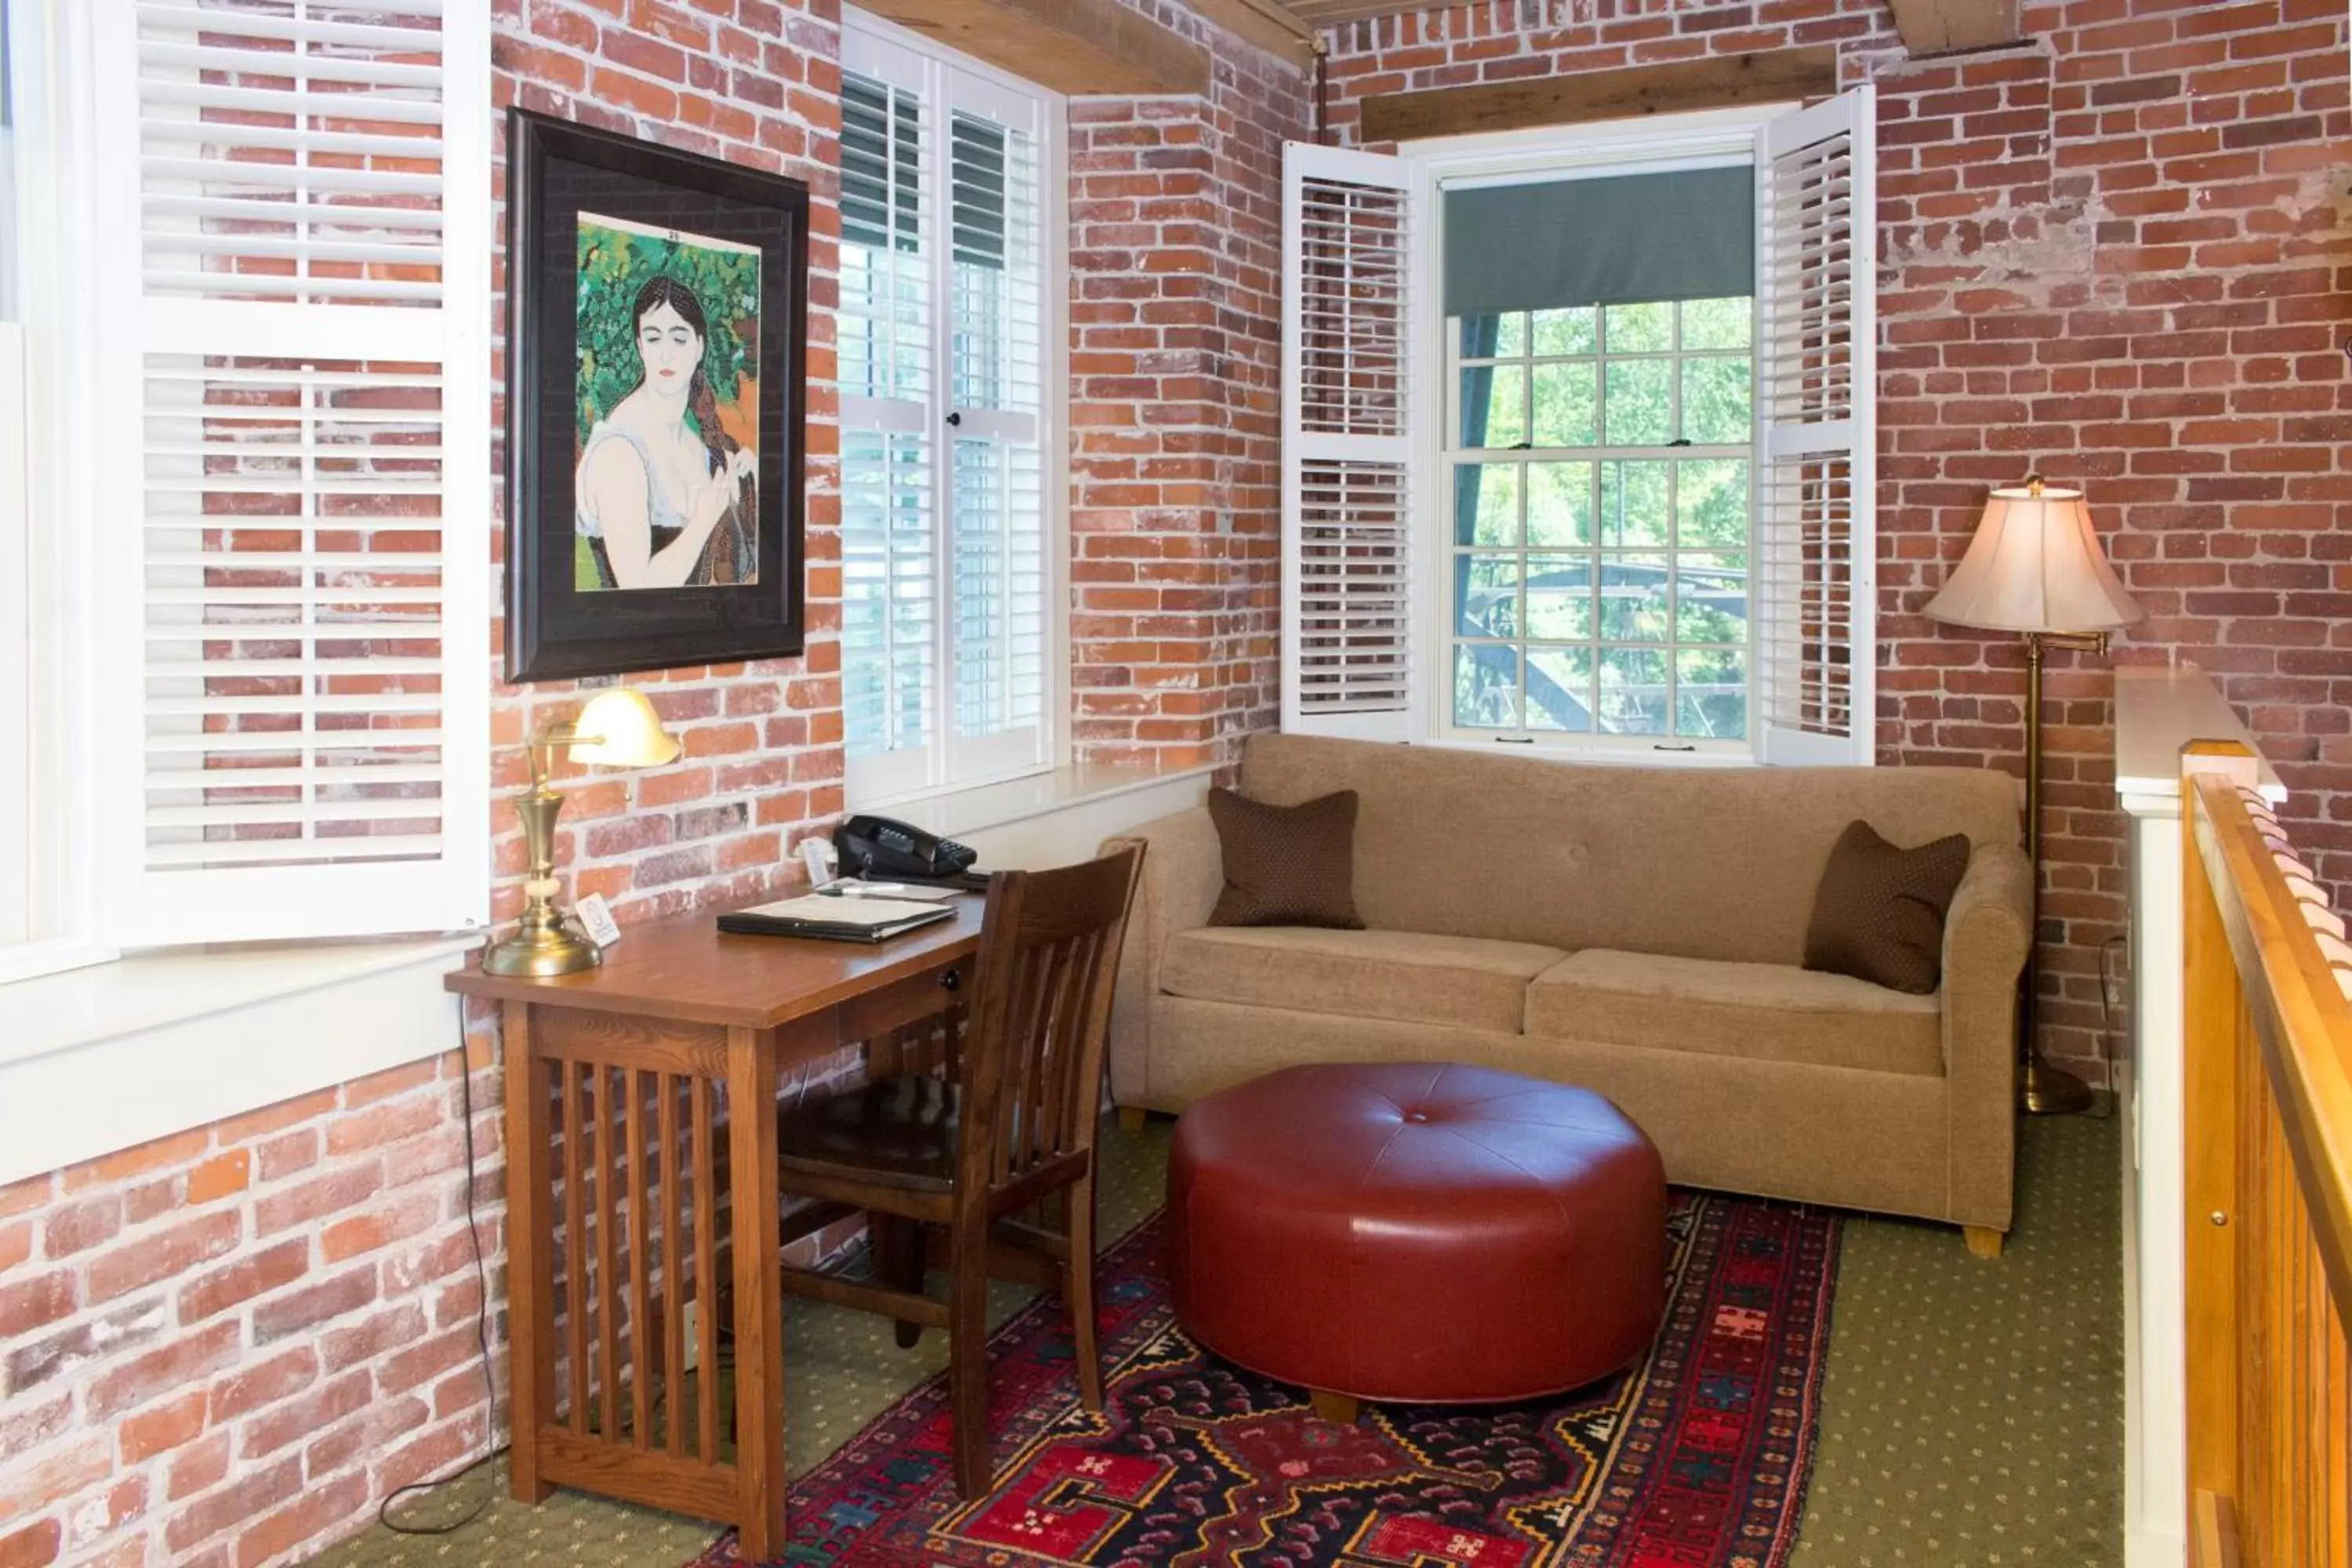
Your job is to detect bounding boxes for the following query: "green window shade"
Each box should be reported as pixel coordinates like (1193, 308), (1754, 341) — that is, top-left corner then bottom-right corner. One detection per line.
(1443, 166), (1752, 317)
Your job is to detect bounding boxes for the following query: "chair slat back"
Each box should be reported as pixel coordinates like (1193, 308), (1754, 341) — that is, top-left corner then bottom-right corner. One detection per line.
(955, 845), (1145, 1199)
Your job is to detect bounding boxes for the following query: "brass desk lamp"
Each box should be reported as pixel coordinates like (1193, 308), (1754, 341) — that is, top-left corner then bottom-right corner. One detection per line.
(1924, 475), (2143, 1114)
(483, 687), (681, 978)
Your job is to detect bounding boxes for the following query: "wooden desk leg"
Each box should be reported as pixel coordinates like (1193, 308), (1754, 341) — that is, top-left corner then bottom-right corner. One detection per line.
(503, 1002), (557, 1503)
(727, 1025), (788, 1559)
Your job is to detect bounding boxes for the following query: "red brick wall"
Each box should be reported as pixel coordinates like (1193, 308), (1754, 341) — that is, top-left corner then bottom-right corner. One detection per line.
(1069, 7), (1311, 771)
(490, 0), (849, 931)
(1320, 0), (2352, 1078)
(0, 1057), (503, 1568)
(0, 6), (854, 1566)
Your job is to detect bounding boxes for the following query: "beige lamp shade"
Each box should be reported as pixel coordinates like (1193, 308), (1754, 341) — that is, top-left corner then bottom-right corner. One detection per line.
(567, 688), (681, 768)
(1922, 482), (2143, 635)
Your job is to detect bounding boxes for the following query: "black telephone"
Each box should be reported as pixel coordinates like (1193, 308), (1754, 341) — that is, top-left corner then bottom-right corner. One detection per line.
(833, 815), (988, 889)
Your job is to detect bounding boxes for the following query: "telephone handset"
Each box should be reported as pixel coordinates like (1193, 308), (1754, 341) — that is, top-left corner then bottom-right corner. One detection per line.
(833, 814), (989, 889)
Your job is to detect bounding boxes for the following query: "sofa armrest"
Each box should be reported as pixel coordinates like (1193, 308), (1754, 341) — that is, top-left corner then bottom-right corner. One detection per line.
(1940, 840), (2034, 1230)
(1099, 807), (1223, 1110)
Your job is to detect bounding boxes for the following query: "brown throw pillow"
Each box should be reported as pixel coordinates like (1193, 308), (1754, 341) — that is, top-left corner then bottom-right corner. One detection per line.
(1206, 787), (1366, 930)
(1802, 820), (1973, 995)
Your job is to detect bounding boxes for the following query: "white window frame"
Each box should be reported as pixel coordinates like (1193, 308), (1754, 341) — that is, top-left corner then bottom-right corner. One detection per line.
(1404, 107), (1785, 767)
(0, 0), (111, 982)
(1, 0), (493, 983)
(840, 9), (1069, 811)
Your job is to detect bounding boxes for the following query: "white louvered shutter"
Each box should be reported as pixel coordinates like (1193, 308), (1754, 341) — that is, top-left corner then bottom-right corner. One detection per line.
(92, 0), (492, 944)
(1753, 85), (1876, 765)
(1281, 143), (1419, 742)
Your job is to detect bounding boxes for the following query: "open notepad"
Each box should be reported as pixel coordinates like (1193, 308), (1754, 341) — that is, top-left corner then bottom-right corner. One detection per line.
(716, 893), (956, 944)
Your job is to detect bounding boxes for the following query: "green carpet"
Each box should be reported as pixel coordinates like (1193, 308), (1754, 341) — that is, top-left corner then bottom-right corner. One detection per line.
(315, 1113), (2122, 1567)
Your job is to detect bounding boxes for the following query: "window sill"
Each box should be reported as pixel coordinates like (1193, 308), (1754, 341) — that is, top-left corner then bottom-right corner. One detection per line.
(0, 933), (481, 1187)
(0, 932), (481, 1069)
(868, 757), (1218, 842)
(1422, 735), (1761, 769)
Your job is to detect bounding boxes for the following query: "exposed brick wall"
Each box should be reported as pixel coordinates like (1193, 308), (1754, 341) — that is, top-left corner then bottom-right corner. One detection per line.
(1068, 5), (1311, 772)
(1319, 0), (2352, 1079)
(489, 0), (849, 932)
(0, 1054), (503, 1568)
(0, 6), (855, 1566)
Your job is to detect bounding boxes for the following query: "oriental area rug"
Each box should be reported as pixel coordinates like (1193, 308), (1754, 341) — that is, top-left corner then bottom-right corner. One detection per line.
(692, 1193), (1842, 1568)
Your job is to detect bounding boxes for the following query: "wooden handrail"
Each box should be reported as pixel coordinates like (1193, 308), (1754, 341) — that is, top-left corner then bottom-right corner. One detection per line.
(2181, 742), (2352, 1567)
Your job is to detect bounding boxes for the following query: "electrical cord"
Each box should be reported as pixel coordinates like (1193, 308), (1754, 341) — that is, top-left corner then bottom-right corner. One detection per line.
(377, 1010), (505, 1535)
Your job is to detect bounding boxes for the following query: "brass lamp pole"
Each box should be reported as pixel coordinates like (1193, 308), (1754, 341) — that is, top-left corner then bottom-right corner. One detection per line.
(483, 687), (681, 978)
(1923, 475), (2143, 1115)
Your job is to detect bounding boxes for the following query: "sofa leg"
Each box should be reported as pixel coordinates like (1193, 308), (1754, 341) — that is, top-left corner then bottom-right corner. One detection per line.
(1308, 1389), (1359, 1425)
(1116, 1106), (1148, 1134)
(1963, 1225), (2004, 1260)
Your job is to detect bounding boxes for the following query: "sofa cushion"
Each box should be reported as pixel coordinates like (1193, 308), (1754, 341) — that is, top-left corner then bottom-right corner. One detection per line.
(1206, 786), (1365, 929)
(1803, 820), (1972, 994)
(1524, 949), (1943, 1077)
(1161, 927), (1565, 1034)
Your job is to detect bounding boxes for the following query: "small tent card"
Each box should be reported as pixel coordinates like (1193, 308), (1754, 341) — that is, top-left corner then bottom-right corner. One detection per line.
(574, 893), (622, 950)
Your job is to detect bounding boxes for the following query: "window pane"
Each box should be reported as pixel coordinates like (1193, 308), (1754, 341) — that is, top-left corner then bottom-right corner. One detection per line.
(1598, 554), (1669, 641)
(1597, 460), (1668, 547)
(1457, 313), (1523, 359)
(1681, 296), (1751, 351)
(1454, 644), (1521, 728)
(1680, 355), (1751, 444)
(1526, 461), (1592, 547)
(838, 74), (927, 405)
(1678, 648), (1748, 740)
(1675, 458), (1748, 548)
(950, 114), (1042, 417)
(1454, 553), (1520, 638)
(1602, 358), (1672, 445)
(951, 439), (1046, 740)
(1598, 647), (1669, 735)
(1523, 557), (1592, 640)
(1532, 306), (1596, 357)
(1454, 463), (1519, 546)
(1530, 361), (1596, 448)
(1526, 647), (1593, 733)
(841, 432), (934, 757)
(1675, 553), (1747, 644)
(1604, 300), (1671, 354)
(1459, 364), (1524, 447)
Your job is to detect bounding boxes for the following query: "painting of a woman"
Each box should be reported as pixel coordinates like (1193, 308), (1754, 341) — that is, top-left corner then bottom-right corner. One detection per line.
(572, 215), (761, 590)
(505, 109), (808, 681)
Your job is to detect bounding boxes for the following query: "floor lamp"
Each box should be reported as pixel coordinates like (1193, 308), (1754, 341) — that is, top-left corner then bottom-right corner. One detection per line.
(1923, 476), (2143, 1115)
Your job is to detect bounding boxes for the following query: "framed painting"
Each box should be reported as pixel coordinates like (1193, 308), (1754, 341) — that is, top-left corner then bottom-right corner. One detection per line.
(504, 109), (809, 681)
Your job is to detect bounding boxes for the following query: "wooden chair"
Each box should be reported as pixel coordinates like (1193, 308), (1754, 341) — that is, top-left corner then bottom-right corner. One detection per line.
(773, 844), (1145, 1497)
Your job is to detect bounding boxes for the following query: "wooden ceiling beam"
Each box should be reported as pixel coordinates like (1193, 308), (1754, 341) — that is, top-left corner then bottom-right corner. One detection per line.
(853, 0), (1211, 96)
(1361, 45), (1840, 144)
(1181, 0), (1319, 71)
(1884, 0), (2025, 55)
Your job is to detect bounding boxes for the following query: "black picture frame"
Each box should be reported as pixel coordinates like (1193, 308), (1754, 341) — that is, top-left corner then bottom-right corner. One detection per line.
(503, 108), (810, 682)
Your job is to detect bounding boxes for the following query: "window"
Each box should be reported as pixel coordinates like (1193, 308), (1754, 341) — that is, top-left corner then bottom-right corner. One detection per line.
(1279, 94), (1877, 766)
(839, 17), (1062, 806)
(1446, 294), (1753, 746)
(0, 0), (492, 976)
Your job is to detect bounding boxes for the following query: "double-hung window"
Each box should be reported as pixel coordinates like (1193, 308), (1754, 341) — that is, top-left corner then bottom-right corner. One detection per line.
(0, 0), (493, 980)
(838, 16), (1063, 806)
(1280, 93), (1877, 767)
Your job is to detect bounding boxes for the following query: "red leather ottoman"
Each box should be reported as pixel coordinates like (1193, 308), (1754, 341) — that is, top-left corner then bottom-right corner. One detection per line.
(1167, 1062), (1667, 1416)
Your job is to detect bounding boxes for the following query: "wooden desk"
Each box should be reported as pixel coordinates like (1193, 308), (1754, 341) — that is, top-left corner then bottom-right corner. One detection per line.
(445, 898), (982, 1558)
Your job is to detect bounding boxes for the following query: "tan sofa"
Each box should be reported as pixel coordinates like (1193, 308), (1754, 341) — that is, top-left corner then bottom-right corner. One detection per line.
(1103, 734), (2034, 1247)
